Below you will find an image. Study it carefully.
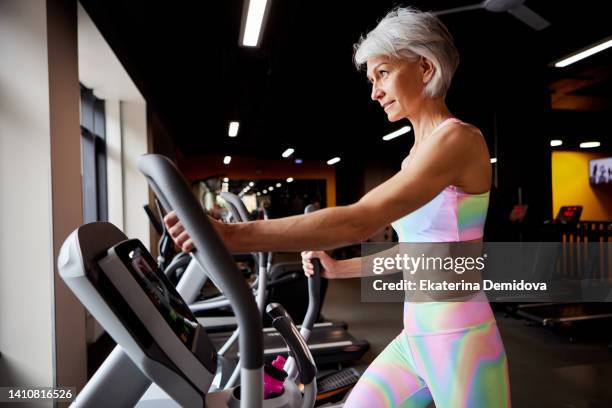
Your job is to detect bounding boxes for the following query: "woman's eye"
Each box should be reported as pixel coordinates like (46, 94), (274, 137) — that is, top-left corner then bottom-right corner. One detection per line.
(380, 70), (388, 77)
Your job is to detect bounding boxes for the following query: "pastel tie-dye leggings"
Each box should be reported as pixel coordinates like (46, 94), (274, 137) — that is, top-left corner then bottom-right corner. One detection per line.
(345, 312), (510, 407)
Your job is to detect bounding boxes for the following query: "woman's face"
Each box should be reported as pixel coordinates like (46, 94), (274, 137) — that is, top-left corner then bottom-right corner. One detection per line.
(366, 55), (430, 122)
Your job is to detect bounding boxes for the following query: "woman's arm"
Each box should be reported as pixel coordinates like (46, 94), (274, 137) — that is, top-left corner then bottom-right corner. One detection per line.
(330, 257), (362, 279)
(167, 124), (480, 253)
(221, 125), (478, 252)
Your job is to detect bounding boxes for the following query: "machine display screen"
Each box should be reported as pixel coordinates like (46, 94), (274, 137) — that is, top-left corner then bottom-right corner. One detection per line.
(509, 204), (528, 222)
(556, 206), (582, 223)
(116, 242), (199, 348)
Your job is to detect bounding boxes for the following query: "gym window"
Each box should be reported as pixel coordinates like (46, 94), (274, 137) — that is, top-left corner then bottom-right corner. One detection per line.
(80, 85), (108, 223)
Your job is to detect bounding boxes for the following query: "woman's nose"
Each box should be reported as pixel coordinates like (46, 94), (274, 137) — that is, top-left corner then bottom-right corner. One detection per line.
(371, 83), (384, 101)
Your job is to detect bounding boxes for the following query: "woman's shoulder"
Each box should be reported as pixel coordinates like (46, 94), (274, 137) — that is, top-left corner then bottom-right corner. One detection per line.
(426, 121), (483, 154)
(402, 120), (486, 170)
(441, 119), (483, 139)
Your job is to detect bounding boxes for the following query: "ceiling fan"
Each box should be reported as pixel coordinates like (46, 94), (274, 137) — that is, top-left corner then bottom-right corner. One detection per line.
(433, 0), (550, 31)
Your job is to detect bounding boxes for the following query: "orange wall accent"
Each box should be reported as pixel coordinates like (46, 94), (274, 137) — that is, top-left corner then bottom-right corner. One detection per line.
(178, 155), (337, 207)
(551, 151), (612, 221)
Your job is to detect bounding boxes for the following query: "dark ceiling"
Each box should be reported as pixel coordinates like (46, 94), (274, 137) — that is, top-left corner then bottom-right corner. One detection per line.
(80, 0), (612, 161)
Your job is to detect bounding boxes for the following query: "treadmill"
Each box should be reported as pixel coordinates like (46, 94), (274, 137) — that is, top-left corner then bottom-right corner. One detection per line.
(517, 303), (612, 328)
(514, 206), (612, 338)
(209, 321), (369, 365)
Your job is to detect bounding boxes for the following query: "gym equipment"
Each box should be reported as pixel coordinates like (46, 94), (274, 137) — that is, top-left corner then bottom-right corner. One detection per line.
(509, 204), (528, 223)
(556, 206), (583, 224)
(161, 190), (368, 367)
(210, 192), (368, 367)
(316, 367), (361, 405)
(58, 154), (319, 407)
(141, 201), (369, 371)
(220, 191), (327, 324)
(207, 195), (363, 400)
(510, 215), (612, 341)
(143, 200), (177, 272)
(142, 192), (314, 328)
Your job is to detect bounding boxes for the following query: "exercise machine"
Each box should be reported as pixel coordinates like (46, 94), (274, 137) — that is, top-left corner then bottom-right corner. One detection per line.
(58, 154), (319, 407)
(207, 192), (369, 367)
(509, 207), (612, 341)
(147, 188), (369, 367)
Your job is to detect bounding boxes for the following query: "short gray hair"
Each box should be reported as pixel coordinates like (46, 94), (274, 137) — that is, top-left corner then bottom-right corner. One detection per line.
(354, 7), (459, 98)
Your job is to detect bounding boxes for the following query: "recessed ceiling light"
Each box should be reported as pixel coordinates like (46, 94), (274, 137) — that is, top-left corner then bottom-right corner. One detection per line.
(580, 141), (600, 149)
(228, 121), (239, 137)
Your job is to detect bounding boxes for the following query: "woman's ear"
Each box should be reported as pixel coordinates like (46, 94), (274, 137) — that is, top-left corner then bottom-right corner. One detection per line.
(419, 57), (435, 84)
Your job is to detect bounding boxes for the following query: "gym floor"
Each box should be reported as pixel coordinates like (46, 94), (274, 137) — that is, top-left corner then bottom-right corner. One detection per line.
(323, 277), (612, 408)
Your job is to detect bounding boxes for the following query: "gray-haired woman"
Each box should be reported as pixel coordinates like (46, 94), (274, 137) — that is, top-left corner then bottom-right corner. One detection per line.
(167, 6), (511, 407)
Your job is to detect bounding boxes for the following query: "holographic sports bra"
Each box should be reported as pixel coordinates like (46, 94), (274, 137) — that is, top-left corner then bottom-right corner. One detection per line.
(391, 118), (489, 243)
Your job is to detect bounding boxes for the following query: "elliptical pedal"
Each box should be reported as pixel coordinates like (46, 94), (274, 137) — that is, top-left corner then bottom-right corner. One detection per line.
(315, 367), (361, 405)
